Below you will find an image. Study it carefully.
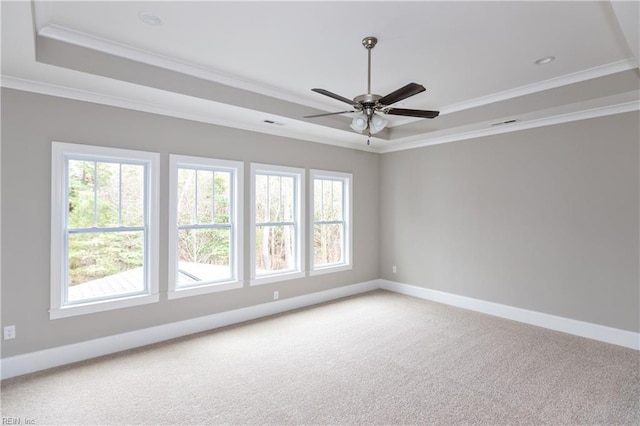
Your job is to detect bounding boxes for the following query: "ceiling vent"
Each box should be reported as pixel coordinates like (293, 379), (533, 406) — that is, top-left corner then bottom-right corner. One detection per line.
(263, 119), (285, 126)
(490, 119), (519, 127)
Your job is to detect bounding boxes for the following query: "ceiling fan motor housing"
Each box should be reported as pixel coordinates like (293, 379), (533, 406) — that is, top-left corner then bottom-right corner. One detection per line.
(354, 93), (382, 116)
(354, 94), (381, 104)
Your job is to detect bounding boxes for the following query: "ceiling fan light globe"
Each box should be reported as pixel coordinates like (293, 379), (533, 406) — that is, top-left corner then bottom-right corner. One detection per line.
(369, 113), (388, 134)
(350, 114), (368, 132)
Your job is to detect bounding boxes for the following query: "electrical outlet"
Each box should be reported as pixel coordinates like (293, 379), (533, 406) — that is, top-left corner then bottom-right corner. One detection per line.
(392, 266), (397, 273)
(273, 291), (279, 300)
(4, 325), (16, 340)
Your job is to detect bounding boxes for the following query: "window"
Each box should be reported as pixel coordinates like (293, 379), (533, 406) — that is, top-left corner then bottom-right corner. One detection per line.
(250, 163), (305, 285)
(168, 155), (243, 298)
(310, 170), (352, 274)
(50, 142), (159, 319)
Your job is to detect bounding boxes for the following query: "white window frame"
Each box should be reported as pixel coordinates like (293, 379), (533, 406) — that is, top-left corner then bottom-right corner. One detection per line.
(309, 170), (353, 275)
(50, 142), (160, 319)
(168, 155), (244, 299)
(250, 163), (305, 286)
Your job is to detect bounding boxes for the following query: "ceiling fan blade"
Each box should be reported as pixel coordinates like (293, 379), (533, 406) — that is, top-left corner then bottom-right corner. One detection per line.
(304, 110), (356, 118)
(378, 83), (426, 106)
(385, 108), (440, 119)
(312, 88), (358, 106)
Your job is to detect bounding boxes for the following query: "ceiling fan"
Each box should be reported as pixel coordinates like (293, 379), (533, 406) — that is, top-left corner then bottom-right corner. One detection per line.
(304, 36), (439, 145)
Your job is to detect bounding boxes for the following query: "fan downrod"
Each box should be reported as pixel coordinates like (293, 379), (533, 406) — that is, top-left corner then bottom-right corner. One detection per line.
(362, 36), (378, 95)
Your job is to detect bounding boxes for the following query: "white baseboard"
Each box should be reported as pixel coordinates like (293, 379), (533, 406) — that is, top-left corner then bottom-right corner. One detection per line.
(379, 279), (640, 351)
(0, 280), (378, 380)
(3, 278), (637, 380)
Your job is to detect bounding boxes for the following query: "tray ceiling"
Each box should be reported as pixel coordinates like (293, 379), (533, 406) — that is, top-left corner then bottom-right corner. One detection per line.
(2, 1), (638, 152)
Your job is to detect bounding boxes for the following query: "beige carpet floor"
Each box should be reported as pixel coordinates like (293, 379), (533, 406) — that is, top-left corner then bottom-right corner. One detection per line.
(1, 290), (639, 425)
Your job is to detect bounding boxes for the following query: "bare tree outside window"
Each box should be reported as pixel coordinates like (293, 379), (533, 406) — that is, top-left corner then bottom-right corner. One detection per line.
(313, 179), (344, 266)
(175, 168), (233, 285)
(255, 174), (296, 274)
(310, 170), (351, 274)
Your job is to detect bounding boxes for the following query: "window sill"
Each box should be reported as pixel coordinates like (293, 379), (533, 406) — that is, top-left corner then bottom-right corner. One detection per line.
(250, 271), (306, 286)
(168, 280), (243, 300)
(50, 293), (159, 320)
(309, 264), (352, 276)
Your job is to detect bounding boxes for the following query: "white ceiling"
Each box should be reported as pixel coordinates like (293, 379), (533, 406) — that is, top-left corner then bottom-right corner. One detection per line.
(2, 1), (639, 153)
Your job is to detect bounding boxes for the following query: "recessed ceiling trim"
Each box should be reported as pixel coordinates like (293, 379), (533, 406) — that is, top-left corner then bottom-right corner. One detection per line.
(439, 58), (638, 116)
(0, 75), (378, 153)
(380, 100), (640, 154)
(4, 74), (636, 155)
(0, 75), (250, 127)
(35, 23), (338, 114)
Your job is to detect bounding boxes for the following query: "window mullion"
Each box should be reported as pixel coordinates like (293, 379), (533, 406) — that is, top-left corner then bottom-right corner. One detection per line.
(194, 169), (199, 224)
(279, 176), (283, 221)
(341, 180), (346, 221)
(229, 172), (234, 225)
(68, 225), (145, 233)
(118, 163), (123, 226)
(320, 180), (325, 222)
(64, 158), (70, 230)
(177, 223), (231, 230)
(266, 175), (271, 223)
(93, 161), (98, 227)
(255, 221), (295, 227)
(212, 171), (216, 224)
(315, 220), (344, 226)
(143, 163), (150, 291)
(229, 171), (235, 277)
(330, 180), (334, 221)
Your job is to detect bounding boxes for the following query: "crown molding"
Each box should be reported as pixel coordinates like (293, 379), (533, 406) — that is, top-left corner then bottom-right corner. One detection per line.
(36, 23), (336, 114)
(0, 75), (250, 128)
(439, 58), (639, 116)
(0, 75), (375, 153)
(379, 100), (640, 153)
(3, 75), (637, 154)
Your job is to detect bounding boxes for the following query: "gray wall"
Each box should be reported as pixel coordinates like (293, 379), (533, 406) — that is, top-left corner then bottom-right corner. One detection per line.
(380, 112), (639, 332)
(0, 88), (380, 357)
(2, 87), (638, 360)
